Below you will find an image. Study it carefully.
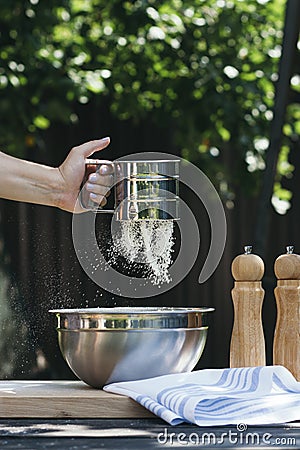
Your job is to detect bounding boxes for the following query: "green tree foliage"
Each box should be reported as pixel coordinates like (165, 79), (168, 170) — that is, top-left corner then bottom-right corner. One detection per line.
(0, 0), (297, 205)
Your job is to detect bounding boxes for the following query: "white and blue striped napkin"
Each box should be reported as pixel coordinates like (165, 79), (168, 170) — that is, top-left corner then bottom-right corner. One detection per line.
(104, 366), (300, 426)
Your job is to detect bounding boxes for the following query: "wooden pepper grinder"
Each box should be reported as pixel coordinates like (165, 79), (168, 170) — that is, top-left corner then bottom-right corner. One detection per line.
(273, 246), (300, 380)
(230, 246), (266, 367)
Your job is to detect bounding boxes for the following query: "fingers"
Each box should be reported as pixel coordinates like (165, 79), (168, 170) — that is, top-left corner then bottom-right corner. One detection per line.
(89, 192), (108, 207)
(86, 172), (112, 207)
(82, 161), (113, 209)
(74, 137), (111, 159)
(85, 183), (111, 197)
(99, 164), (114, 175)
(88, 171), (113, 187)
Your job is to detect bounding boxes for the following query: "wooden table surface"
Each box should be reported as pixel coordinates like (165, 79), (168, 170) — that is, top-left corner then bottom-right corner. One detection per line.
(0, 381), (299, 449)
(0, 380), (154, 418)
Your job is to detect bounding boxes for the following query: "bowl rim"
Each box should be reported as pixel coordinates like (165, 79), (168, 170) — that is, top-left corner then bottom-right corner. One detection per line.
(49, 307), (215, 315)
(49, 307), (214, 330)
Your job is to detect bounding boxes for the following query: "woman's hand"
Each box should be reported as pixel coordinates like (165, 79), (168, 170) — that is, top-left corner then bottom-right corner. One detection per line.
(56, 137), (112, 213)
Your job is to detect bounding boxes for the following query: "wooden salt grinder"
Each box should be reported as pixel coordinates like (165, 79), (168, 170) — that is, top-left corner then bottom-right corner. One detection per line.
(273, 246), (300, 380)
(230, 246), (266, 367)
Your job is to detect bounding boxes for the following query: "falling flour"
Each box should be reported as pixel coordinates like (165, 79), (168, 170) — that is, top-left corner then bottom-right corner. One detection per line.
(110, 220), (175, 285)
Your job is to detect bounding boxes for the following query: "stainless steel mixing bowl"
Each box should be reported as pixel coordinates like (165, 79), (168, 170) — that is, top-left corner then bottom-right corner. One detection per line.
(50, 307), (214, 388)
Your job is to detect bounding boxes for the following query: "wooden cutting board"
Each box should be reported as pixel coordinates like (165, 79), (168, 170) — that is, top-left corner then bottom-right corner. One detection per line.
(0, 380), (155, 418)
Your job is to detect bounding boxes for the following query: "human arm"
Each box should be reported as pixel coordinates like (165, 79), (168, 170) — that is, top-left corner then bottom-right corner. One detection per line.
(0, 137), (112, 213)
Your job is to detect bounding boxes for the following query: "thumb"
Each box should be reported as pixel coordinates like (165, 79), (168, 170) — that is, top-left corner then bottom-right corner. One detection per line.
(77, 137), (111, 158)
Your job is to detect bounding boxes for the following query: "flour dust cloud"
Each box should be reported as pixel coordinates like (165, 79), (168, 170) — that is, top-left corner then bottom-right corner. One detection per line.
(110, 220), (175, 285)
